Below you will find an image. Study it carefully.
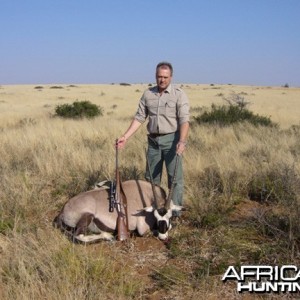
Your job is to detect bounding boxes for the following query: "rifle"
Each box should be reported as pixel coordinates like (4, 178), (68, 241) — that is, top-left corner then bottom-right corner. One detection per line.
(114, 139), (130, 241)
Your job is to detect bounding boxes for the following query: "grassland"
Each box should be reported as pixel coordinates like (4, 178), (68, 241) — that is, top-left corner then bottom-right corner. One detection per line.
(0, 83), (300, 299)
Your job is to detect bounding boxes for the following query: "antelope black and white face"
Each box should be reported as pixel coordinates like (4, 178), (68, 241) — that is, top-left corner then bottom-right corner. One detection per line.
(154, 207), (173, 240)
(144, 202), (183, 240)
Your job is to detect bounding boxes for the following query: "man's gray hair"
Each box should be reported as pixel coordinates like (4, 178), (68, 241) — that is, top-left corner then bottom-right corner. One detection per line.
(156, 61), (173, 76)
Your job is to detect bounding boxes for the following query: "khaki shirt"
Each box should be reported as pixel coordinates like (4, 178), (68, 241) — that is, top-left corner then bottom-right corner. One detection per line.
(134, 84), (190, 134)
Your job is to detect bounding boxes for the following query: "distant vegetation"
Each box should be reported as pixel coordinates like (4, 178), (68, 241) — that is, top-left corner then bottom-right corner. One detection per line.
(50, 86), (64, 89)
(194, 94), (275, 127)
(55, 100), (103, 119)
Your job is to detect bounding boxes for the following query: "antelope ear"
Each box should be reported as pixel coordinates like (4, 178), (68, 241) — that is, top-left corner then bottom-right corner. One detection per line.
(166, 209), (173, 218)
(132, 210), (146, 216)
(170, 201), (183, 211)
(143, 206), (154, 212)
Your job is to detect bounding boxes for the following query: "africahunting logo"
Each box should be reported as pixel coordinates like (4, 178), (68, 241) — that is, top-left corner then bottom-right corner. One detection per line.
(222, 265), (300, 293)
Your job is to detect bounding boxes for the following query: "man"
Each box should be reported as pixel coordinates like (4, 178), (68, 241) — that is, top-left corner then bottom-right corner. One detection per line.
(116, 62), (190, 216)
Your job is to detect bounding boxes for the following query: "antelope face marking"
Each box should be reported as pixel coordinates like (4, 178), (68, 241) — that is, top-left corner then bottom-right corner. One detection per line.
(154, 207), (173, 240)
(143, 201), (183, 240)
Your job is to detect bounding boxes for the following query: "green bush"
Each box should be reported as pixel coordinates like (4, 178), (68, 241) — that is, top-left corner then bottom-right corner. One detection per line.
(55, 100), (103, 119)
(194, 104), (274, 127)
(194, 94), (275, 127)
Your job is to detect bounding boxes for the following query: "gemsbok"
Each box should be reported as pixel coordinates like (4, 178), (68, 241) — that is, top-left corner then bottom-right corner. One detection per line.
(53, 179), (182, 242)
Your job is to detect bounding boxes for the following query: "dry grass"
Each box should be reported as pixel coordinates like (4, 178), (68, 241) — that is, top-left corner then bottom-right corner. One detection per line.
(0, 83), (300, 299)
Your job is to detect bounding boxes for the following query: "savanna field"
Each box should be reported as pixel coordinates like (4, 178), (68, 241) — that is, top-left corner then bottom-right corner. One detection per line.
(0, 83), (300, 299)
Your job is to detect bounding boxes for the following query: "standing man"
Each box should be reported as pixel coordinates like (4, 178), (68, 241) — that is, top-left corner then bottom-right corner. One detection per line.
(116, 62), (190, 217)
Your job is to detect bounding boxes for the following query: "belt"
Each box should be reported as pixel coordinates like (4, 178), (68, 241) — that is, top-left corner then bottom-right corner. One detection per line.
(148, 132), (174, 138)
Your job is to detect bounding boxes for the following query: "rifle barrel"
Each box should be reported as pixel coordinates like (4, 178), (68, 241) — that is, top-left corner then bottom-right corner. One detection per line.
(115, 138), (129, 241)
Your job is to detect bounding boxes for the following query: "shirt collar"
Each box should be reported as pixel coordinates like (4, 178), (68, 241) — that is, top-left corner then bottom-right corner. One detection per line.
(154, 84), (172, 94)
(165, 84), (172, 93)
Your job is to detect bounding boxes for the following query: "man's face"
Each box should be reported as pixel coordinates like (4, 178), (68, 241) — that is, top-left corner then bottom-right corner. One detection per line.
(156, 68), (172, 92)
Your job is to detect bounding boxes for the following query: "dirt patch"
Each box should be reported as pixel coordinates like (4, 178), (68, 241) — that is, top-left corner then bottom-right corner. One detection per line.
(86, 234), (171, 298)
(229, 199), (267, 223)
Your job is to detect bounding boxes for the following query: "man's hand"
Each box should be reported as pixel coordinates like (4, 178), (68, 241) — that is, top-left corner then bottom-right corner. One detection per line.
(116, 136), (127, 149)
(176, 141), (187, 155)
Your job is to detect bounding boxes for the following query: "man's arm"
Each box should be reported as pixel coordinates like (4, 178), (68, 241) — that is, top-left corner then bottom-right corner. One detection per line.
(176, 122), (189, 155)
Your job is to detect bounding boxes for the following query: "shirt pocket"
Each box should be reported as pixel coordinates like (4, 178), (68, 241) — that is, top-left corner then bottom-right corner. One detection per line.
(146, 98), (159, 115)
(165, 100), (177, 117)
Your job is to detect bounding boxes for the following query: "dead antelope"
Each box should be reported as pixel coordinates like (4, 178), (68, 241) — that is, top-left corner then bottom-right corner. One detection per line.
(53, 179), (182, 242)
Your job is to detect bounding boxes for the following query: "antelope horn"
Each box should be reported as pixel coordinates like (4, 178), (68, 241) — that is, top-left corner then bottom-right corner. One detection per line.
(165, 154), (180, 209)
(145, 148), (159, 209)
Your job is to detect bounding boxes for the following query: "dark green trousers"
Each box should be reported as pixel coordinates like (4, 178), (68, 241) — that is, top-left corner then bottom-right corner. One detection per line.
(145, 132), (183, 209)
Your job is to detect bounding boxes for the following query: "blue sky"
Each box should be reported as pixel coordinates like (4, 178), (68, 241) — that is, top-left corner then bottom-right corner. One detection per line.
(1, 0), (299, 86)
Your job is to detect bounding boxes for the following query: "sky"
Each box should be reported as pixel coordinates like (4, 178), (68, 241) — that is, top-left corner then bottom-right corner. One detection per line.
(0, 0), (299, 86)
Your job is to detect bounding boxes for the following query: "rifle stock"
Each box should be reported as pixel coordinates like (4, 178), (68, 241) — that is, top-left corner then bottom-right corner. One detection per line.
(117, 214), (129, 241)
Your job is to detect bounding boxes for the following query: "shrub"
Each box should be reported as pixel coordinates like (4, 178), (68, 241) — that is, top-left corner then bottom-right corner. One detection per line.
(0, 219), (14, 234)
(55, 100), (103, 119)
(194, 94), (275, 127)
(248, 163), (300, 247)
(50, 86), (64, 89)
(120, 166), (143, 180)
